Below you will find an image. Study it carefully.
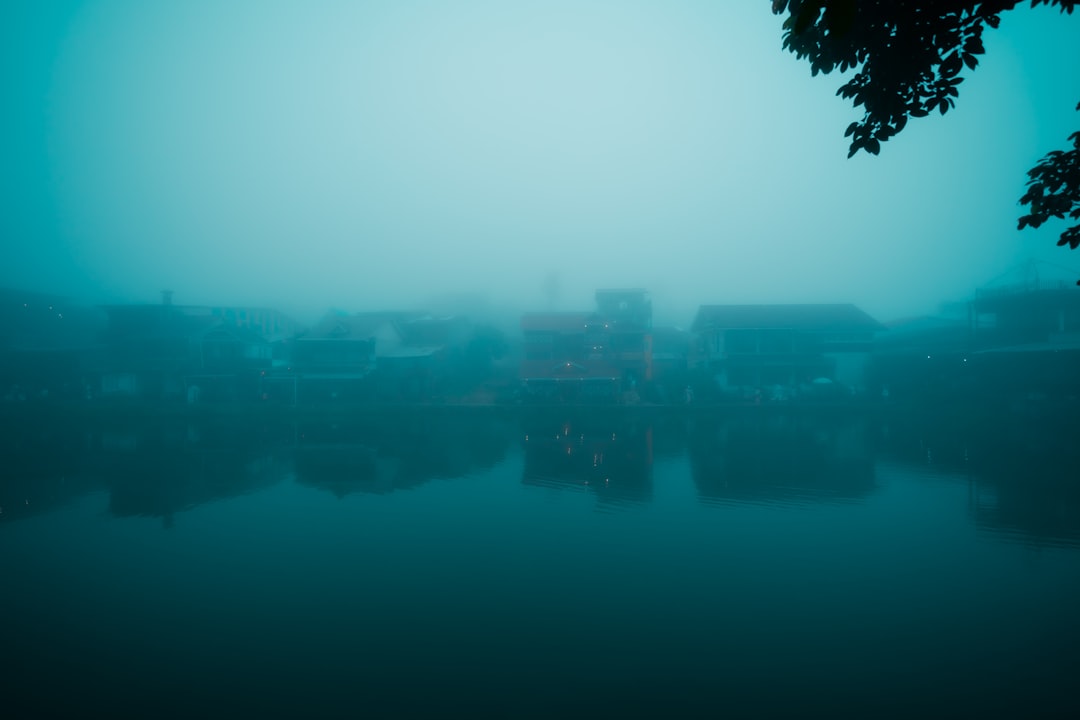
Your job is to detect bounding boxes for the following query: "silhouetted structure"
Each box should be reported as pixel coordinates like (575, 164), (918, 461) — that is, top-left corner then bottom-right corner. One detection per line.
(98, 300), (291, 402)
(520, 289), (653, 403)
(692, 304), (884, 398)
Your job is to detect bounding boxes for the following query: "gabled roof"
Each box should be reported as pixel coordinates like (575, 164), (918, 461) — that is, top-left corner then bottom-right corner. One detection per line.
(303, 311), (418, 341)
(691, 304), (884, 333)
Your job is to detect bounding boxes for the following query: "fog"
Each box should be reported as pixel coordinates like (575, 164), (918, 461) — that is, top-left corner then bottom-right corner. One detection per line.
(3, 0), (1079, 325)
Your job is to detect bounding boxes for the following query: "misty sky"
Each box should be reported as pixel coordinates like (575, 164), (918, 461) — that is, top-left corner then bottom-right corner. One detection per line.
(3, 0), (1079, 324)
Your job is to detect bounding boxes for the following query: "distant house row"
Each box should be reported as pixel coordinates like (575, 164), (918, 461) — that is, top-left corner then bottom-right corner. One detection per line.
(519, 290), (885, 403)
(3, 270), (1079, 405)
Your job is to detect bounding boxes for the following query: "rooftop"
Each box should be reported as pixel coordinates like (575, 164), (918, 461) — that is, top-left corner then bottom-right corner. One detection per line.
(692, 304), (884, 333)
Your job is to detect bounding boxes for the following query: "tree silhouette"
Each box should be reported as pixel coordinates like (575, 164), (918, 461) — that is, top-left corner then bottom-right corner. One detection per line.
(772, 1), (1079, 271)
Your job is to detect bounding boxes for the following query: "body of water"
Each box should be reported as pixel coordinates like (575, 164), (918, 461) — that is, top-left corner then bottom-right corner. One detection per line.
(3, 408), (1079, 717)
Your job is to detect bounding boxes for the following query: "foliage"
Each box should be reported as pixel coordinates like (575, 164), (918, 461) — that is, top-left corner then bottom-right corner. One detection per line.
(772, 1), (1079, 270)
(1018, 105), (1080, 251)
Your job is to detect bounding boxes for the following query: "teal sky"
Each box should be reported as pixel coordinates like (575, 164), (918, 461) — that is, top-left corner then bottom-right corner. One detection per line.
(2, 0), (1079, 323)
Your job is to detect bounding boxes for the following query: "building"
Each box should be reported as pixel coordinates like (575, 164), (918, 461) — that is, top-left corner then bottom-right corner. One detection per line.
(96, 294), (295, 402)
(965, 266), (1080, 398)
(519, 289), (654, 403)
(289, 311), (473, 402)
(691, 304), (884, 396)
(0, 288), (107, 401)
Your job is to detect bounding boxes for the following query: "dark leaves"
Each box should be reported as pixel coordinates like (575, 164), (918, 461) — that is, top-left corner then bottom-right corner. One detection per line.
(1018, 110), (1080, 252)
(941, 51), (963, 77)
(1060, 226), (1080, 249)
(792, 0), (826, 35)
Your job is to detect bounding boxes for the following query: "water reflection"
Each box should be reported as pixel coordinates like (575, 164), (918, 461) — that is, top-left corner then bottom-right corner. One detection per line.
(90, 421), (288, 527)
(879, 408), (1080, 547)
(688, 414), (878, 507)
(520, 415), (653, 506)
(0, 416), (105, 522)
(293, 414), (514, 497)
(2, 407), (1079, 546)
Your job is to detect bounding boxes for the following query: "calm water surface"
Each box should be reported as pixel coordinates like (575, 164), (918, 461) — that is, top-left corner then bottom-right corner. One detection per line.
(3, 409), (1079, 717)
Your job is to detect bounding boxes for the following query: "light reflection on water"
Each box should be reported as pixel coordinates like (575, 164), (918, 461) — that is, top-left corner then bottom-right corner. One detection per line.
(2, 409), (1079, 716)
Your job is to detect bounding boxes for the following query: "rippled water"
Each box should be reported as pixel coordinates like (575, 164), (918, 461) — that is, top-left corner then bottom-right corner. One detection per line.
(3, 408), (1078, 717)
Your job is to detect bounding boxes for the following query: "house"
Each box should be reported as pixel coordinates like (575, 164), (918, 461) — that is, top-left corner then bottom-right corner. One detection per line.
(289, 312), (382, 403)
(289, 311), (473, 402)
(970, 272), (1080, 349)
(965, 268), (1080, 398)
(691, 304), (884, 396)
(868, 308), (973, 400)
(519, 312), (620, 402)
(519, 289), (654, 403)
(0, 288), (107, 401)
(97, 295), (286, 401)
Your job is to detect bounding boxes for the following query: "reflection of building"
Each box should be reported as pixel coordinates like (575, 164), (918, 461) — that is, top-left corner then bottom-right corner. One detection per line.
(879, 409), (1080, 548)
(688, 416), (876, 505)
(520, 289), (653, 403)
(292, 415), (513, 496)
(692, 304), (883, 393)
(98, 421), (289, 527)
(521, 418), (653, 504)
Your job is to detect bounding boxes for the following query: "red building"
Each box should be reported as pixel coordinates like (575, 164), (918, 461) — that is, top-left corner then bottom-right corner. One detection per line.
(519, 289), (653, 403)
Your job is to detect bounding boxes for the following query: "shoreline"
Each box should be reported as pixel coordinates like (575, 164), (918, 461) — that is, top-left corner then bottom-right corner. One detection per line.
(0, 395), (1070, 423)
